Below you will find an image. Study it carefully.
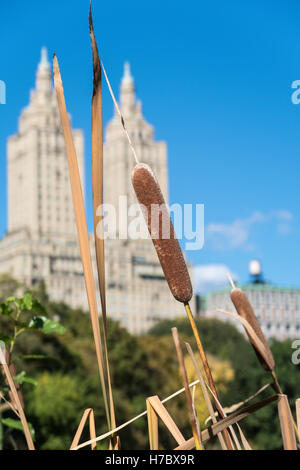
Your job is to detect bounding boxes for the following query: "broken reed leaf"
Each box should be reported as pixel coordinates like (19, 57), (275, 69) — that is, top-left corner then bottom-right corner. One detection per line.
(296, 399), (300, 438)
(207, 383), (270, 418)
(89, 1), (105, 318)
(89, 16), (139, 166)
(53, 53), (111, 429)
(146, 399), (159, 450)
(230, 288), (275, 371)
(236, 424), (253, 450)
(191, 385), (201, 441)
(204, 378), (243, 451)
(71, 378), (202, 450)
(132, 163), (193, 303)
(174, 394), (278, 450)
(70, 408), (96, 450)
(185, 342), (228, 450)
(277, 394), (297, 450)
(217, 308), (273, 373)
(172, 328), (203, 450)
(147, 395), (185, 446)
(89, 4), (117, 437)
(0, 390), (19, 418)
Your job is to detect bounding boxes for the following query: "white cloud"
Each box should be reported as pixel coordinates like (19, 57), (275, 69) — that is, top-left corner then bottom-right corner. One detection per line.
(274, 210), (293, 235)
(206, 210), (293, 251)
(193, 264), (238, 295)
(273, 210), (293, 221)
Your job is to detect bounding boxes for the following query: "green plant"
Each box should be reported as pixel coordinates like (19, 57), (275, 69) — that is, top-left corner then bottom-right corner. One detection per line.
(0, 292), (66, 449)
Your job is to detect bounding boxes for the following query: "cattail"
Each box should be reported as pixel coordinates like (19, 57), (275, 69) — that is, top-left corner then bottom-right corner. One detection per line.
(132, 163), (193, 303)
(230, 288), (275, 371)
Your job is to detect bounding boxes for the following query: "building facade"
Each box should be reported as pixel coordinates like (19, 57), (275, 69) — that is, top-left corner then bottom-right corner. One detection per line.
(0, 48), (192, 334)
(0, 48), (85, 308)
(203, 284), (300, 340)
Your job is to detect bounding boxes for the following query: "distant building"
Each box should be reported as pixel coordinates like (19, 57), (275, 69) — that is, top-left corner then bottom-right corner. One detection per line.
(0, 47), (85, 308)
(0, 48), (193, 334)
(203, 263), (300, 340)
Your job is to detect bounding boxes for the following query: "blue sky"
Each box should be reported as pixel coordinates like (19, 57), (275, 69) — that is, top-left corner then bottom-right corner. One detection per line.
(0, 0), (300, 293)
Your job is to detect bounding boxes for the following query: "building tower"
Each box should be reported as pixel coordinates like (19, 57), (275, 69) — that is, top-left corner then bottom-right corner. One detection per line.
(0, 48), (85, 306)
(104, 62), (168, 210)
(7, 47), (84, 238)
(103, 62), (188, 333)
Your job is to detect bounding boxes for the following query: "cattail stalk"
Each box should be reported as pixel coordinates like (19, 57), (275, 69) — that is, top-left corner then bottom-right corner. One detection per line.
(132, 162), (233, 449)
(172, 328), (203, 450)
(229, 284), (300, 443)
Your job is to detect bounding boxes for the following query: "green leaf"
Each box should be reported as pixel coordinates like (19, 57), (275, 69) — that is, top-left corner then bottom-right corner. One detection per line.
(13, 371), (37, 386)
(22, 293), (33, 310)
(29, 316), (66, 335)
(0, 302), (13, 316)
(13, 370), (26, 382)
(16, 354), (48, 361)
(28, 316), (44, 329)
(16, 293), (33, 311)
(1, 418), (35, 440)
(32, 299), (47, 316)
(0, 334), (13, 344)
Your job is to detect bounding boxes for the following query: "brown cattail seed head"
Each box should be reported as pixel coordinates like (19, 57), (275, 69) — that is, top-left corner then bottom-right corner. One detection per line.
(230, 288), (275, 371)
(132, 163), (193, 303)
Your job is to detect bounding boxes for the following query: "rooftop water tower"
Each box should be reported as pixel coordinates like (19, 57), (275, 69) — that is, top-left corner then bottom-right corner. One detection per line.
(249, 259), (265, 284)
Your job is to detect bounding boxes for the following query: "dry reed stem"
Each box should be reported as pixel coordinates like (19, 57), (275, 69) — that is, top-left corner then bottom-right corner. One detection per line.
(0, 403), (10, 413)
(70, 408), (96, 450)
(5, 348), (24, 410)
(277, 394), (297, 450)
(296, 399), (300, 439)
(1, 362), (34, 450)
(204, 380), (244, 451)
(89, 5), (117, 440)
(191, 385), (201, 440)
(227, 272), (236, 289)
(53, 54), (110, 428)
(184, 302), (234, 450)
(147, 395), (185, 448)
(172, 328), (203, 450)
(236, 424), (252, 450)
(185, 342), (228, 450)
(146, 399), (159, 450)
(0, 391), (19, 417)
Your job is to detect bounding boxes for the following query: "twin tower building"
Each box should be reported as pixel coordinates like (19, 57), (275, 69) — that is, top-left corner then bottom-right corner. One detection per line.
(0, 48), (192, 333)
